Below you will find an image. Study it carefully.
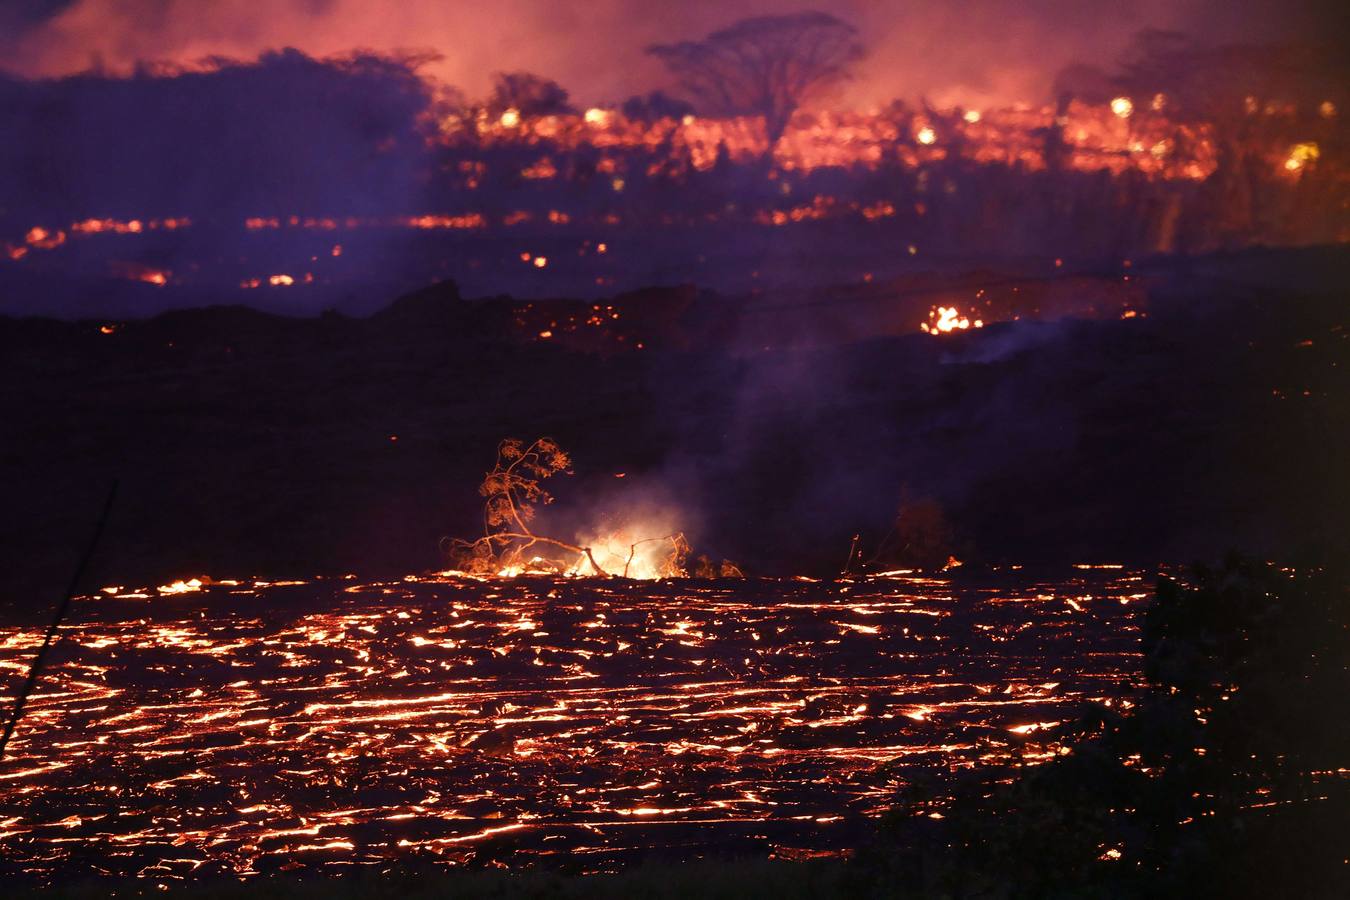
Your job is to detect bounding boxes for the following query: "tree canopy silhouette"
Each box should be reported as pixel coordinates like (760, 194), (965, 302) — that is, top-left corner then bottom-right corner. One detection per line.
(621, 90), (696, 123)
(647, 12), (865, 149)
(487, 71), (573, 117)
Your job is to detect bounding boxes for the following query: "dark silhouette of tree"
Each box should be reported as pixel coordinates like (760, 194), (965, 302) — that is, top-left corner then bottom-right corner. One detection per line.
(1052, 30), (1344, 243)
(1050, 62), (1117, 114)
(621, 90), (695, 123)
(647, 12), (865, 150)
(487, 71), (573, 118)
(868, 495), (957, 571)
(1041, 63), (1119, 171)
(1056, 29), (1342, 127)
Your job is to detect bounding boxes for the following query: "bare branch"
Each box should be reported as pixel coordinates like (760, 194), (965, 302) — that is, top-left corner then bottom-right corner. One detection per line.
(447, 438), (690, 580)
(648, 12), (864, 150)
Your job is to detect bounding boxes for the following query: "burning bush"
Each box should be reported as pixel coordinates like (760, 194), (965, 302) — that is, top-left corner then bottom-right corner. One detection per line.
(446, 437), (690, 579)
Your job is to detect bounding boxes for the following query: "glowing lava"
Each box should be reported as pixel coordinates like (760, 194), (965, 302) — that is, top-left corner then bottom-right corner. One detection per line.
(0, 567), (1149, 884)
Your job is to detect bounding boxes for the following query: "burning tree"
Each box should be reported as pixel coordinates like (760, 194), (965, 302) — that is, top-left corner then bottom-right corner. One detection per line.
(621, 90), (696, 124)
(1055, 29), (1342, 135)
(1051, 63), (1118, 113)
(1112, 30), (1343, 122)
(1052, 30), (1344, 244)
(647, 12), (865, 149)
(1073, 36), (1338, 157)
(486, 71), (573, 118)
(1110, 31), (1343, 176)
(447, 438), (688, 578)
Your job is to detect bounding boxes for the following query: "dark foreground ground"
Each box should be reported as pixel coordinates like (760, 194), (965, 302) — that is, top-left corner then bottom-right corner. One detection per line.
(1, 246), (1347, 610)
(29, 858), (854, 900)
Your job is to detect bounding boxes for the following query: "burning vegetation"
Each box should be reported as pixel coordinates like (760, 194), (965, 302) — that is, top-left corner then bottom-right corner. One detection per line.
(446, 438), (698, 579)
(0, 23), (1344, 311)
(0, 7), (1346, 894)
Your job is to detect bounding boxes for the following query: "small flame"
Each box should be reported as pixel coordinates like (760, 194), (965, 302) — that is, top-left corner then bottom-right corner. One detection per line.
(566, 530), (687, 580)
(1284, 142), (1319, 173)
(921, 306), (983, 335)
(158, 578), (205, 595)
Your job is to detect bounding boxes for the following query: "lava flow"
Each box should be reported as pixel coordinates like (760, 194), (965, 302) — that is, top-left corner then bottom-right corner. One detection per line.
(0, 568), (1148, 884)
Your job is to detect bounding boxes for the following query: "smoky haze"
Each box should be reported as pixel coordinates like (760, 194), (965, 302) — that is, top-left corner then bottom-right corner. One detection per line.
(0, 50), (433, 223)
(2, 0), (1342, 107)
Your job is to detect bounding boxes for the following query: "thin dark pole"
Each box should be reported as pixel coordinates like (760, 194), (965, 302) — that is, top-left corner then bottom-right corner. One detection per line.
(0, 481), (118, 760)
(841, 533), (860, 576)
